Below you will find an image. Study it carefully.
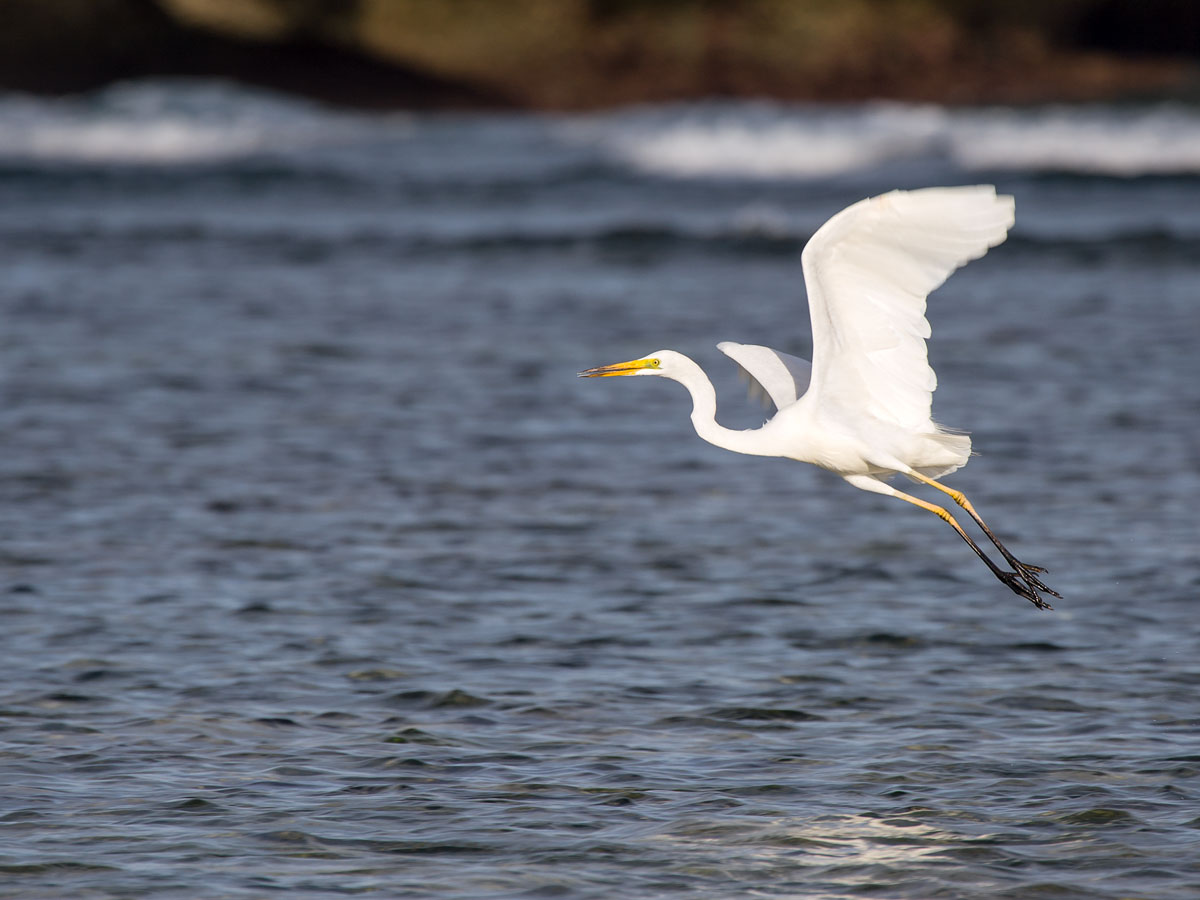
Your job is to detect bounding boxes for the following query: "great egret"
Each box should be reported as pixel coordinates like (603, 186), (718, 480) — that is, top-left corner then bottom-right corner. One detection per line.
(580, 185), (1059, 610)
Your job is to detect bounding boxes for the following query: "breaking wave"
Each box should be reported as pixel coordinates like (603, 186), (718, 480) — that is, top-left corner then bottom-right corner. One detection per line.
(2, 81), (1200, 179)
(0, 80), (392, 164)
(585, 101), (1200, 178)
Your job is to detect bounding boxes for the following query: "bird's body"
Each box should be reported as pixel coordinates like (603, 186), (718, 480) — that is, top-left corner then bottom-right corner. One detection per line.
(647, 348), (952, 471)
(581, 185), (1059, 609)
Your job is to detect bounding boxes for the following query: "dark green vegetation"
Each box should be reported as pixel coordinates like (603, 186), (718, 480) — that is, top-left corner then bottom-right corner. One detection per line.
(2, 0), (1198, 107)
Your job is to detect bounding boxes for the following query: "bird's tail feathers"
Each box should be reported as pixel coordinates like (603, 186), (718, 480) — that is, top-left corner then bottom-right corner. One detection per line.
(910, 428), (972, 480)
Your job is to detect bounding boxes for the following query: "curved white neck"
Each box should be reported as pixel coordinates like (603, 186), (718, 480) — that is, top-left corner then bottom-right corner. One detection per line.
(667, 355), (780, 458)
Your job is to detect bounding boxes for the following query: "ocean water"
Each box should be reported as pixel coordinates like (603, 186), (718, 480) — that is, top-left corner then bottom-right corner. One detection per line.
(1, 82), (1199, 898)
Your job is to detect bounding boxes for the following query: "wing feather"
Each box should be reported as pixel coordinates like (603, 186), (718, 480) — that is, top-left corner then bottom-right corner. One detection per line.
(716, 341), (811, 412)
(800, 185), (1014, 430)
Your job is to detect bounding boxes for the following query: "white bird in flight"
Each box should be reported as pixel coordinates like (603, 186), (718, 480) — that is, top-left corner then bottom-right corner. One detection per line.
(580, 185), (1059, 609)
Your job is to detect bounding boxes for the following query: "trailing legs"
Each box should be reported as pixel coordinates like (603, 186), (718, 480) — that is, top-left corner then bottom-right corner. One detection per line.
(842, 473), (1057, 610)
(905, 471), (1060, 602)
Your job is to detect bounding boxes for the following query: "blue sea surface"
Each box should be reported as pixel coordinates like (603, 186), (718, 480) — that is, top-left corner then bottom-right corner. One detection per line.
(1, 83), (1199, 898)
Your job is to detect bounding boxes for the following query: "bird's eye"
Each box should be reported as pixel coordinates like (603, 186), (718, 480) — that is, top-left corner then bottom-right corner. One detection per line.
(652, 358), (661, 367)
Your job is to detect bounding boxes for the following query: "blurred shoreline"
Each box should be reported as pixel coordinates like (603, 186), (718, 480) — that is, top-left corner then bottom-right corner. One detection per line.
(2, 0), (1198, 109)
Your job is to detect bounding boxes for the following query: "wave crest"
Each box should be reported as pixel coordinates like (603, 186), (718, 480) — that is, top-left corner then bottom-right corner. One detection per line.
(0, 81), (383, 164)
(584, 102), (1200, 178)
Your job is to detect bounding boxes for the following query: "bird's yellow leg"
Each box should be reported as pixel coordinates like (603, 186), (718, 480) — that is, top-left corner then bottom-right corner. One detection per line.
(905, 471), (1060, 601)
(889, 488), (1053, 610)
(891, 490), (1003, 571)
(906, 472), (1025, 558)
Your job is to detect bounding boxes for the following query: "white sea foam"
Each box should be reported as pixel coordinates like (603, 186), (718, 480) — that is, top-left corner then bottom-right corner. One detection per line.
(589, 103), (947, 178)
(5, 82), (1200, 178)
(949, 106), (1200, 176)
(0, 81), (382, 164)
(0, 115), (268, 163)
(588, 102), (1200, 178)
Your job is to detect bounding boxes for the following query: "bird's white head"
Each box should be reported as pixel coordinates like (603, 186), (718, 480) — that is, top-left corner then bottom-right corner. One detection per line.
(578, 350), (685, 379)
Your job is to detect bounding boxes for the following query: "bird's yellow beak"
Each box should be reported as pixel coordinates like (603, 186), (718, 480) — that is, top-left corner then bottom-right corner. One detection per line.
(578, 357), (661, 378)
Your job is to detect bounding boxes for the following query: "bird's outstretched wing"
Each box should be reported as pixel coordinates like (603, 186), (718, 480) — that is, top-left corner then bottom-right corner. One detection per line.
(717, 341), (811, 412)
(800, 185), (1014, 431)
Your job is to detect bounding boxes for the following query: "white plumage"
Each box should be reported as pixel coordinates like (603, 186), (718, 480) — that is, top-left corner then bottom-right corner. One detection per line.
(581, 186), (1058, 610)
(716, 341), (811, 411)
(802, 186), (1014, 432)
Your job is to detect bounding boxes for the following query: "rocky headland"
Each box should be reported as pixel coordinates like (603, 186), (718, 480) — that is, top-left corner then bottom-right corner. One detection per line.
(2, 0), (1197, 108)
